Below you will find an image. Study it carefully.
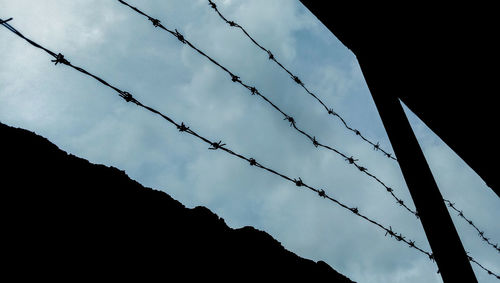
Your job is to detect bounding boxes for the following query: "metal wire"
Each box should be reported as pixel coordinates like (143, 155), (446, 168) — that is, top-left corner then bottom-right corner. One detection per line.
(116, 0), (420, 220)
(444, 199), (500, 253)
(206, 0), (500, 257)
(2, 15), (498, 280)
(207, 0), (397, 161)
(2, 15), (434, 267)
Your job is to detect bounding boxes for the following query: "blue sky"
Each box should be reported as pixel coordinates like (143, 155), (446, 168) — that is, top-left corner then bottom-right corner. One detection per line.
(1, 0), (499, 282)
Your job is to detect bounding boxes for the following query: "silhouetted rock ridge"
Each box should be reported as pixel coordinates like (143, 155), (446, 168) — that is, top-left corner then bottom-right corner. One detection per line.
(1, 122), (354, 282)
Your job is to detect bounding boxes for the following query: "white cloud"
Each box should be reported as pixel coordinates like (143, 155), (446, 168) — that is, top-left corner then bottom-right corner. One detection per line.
(1, 0), (498, 282)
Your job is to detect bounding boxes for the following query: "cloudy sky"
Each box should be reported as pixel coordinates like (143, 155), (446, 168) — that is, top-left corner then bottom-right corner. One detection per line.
(1, 0), (499, 282)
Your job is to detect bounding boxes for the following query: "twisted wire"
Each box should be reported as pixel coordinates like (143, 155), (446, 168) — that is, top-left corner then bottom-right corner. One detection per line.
(116, 0), (419, 219)
(2, 16), (499, 280)
(206, 0), (500, 256)
(2, 16), (433, 266)
(207, 0), (397, 161)
(444, 199), (500, 253)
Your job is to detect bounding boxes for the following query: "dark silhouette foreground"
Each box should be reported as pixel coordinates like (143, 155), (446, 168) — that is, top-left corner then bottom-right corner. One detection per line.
(299, 1), (498, 197)
(1, 122), (353, 282)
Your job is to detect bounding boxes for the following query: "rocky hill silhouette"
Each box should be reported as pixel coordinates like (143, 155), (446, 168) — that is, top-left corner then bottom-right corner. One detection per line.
(1, 122), (354, 282)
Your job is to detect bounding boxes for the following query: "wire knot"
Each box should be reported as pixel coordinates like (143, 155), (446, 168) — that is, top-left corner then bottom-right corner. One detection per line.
(208, 0), (216, 9)
(350, 207), (359, 214)
(373, 142), (380, 151)
(267, 50), (274, 60)
(249, 86), (258, 95)
(51, 53), (69, 65)
(395, 233), (405, 241)
(408, 240), (415, 248)
(458, 211), (464, 217)
(228, 21), (237, 27)
(428, 253), (435, 262)
(397, 199), (404, 206)
(385, 152), (392, 158)
(312, 136), (319, 147)
(209, 140), (225, 150)
(386, 187), (393, 192)
(385, 226), (395, 237)
(327, 108), (336, 115)
(174, 29), (186, 43)
(354, 129), (360, 136)
(284, 116), (295, 127)
(249, 158), (257, 166)
(177, 122), (189, 132)
(292, 76), (303, 85)
(231, 74), (240, 83)
(357, 166), (367, 172)
(120, 91), (136, 103)
(345, 156), (358, 164)
(148, 17), (161, 27)
(318, 189), (326, 198)
(294, 177), (304, 187)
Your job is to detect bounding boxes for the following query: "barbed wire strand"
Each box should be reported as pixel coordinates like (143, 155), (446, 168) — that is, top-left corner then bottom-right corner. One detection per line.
(118, 0), (500, 256)
(2, 17), (499, 280)
(121, 0), (499, 274)
(468, 253), (500, 279)
(205, 0), (500, 256)
(116, 0), (419, 219)
(444, 199), (500, 253)
(1, 15), (435, 270)
(206, 0), (396, 161)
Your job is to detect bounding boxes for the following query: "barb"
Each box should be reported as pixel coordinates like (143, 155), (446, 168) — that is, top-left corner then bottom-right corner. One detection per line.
(1, 18), (436, 268)
(177, 122), (189, 132)
(444, 199), (500, 254)
(148, 17), (161, 28)
(51, 53), (70, 65)
(115, 0), (420, 220)
(209, 140), (226, 150)
(206, 0), (397, 161)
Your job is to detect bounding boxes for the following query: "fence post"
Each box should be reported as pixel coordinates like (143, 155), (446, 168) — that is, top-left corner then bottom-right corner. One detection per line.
(360, 60), (477, 282)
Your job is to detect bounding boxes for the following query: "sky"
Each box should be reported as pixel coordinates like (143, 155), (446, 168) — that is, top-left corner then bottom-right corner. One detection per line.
(1, 0), (499, 282)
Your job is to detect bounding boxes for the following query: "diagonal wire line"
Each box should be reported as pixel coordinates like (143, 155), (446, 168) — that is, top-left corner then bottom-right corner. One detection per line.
(116, 0), (419, 219)
(2, 17), (499, 281)
(207, 0), (397, 161)
(2, 15), (429, 261)
(206, 0), (500, 256)
(444, 199), (500, 253)
(119, 0), (500, 256)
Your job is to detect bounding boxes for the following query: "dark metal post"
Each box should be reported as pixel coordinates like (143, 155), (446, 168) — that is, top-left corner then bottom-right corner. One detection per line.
(359, 62), (477, 282)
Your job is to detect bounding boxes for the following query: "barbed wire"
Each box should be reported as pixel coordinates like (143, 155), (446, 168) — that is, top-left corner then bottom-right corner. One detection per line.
(119, 0), (500, 259)
(116, 0), (420, 220)
(444, 199), (500, 253)
(205, 0), (500, 257)
(1, 15), (435, 268)
(206, 0), (397, 161)
(2, 16), (499, 281)
(467, 253), (500, 279)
